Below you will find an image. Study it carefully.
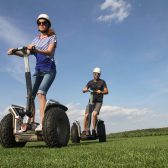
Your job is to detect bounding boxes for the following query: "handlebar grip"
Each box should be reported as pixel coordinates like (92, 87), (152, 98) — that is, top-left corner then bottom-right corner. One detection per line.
(17, 46), (27, 51)
(32, 46), (36, 50)
(88, 89), (95, 94)
(11, 46), (27, 54)
(11, 49), (18, 53)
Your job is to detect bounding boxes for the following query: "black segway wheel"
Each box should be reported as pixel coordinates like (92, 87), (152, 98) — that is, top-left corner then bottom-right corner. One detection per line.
(0, 113), (26, 148)
(97, 120), (106, 142)
(43, 107), (70, 147)
(71, 123), (80, 143)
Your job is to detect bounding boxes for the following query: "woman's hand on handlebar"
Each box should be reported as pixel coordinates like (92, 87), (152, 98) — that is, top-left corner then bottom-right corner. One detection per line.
(7, 46), (29, 57)
(27, 44), (34, 50)
(27, 44), (36, 51)
(7, 48), (15, 55)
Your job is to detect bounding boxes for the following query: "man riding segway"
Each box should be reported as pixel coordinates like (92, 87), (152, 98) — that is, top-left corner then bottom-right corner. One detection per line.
(82, 67), (109, 137)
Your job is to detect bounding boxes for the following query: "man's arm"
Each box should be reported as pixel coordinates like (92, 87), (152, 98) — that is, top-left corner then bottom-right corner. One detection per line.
(96, 87), (108, 95)
(96, 80), (109, 95)
(102, 87), (108, 95)
(83, 86), (89, 93)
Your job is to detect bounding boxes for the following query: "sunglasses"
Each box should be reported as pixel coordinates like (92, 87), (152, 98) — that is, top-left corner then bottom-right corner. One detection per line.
(37, 21), (48, 26)
(93, 72), (100, 76)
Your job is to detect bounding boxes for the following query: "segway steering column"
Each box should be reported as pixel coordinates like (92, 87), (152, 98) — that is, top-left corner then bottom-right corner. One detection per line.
(11, 47), (34, 118)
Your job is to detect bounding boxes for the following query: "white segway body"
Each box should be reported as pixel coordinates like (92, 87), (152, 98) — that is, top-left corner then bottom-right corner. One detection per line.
(0, 47), (70, 148)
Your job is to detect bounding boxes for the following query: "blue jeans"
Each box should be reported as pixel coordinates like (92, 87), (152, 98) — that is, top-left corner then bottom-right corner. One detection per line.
(32, 70), (56, 98)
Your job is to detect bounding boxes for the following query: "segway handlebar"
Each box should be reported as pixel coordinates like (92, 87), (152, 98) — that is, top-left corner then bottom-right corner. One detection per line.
(88, 89), (94, 93)
(12, 46), (27, 53)
(11, 46), (34, 117)
(11, 46), (31, 56)
(86, 89), (103, 95)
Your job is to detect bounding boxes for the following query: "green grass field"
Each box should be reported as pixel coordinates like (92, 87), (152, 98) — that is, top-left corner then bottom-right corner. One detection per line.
(0, 135), (168, 168)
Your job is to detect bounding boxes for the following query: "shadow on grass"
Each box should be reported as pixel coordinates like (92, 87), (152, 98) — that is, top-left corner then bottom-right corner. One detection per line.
(68, 140), (100, 146)
(24, 138), (125, 148)
(26, 140), (103, 148)
(25, 142), (48, 148)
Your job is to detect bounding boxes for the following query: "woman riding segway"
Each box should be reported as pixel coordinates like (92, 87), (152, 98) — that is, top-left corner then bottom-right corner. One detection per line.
(8, 14), (57, 132)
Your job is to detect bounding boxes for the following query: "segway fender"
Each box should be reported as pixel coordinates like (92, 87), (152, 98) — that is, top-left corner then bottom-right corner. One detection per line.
(71, 121), (81, 143)
(97, 119), (106, 142)
(8, 105), (26, 134)
(97, 119), (104, 124)
(73, 121), (81, 137)
(45, 99), (68, 112)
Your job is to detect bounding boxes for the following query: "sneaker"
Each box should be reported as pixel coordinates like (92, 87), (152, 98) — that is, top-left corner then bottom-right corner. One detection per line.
(82, 130), (86, 136)
(35, 124), (42, 131)
(92, 129), (97, 137)
(18, 128), (26, 133)
(86, 130), (91, 136)
(18, 124), (27, 133)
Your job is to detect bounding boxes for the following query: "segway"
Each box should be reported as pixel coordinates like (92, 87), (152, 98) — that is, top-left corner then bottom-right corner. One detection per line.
(0, 47), (70, 148)
(71, 90), (106, 143)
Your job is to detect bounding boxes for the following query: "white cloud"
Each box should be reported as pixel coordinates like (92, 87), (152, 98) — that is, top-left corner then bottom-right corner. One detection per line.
(66, 103), (85, 123)
(66, 103), (168, 133)
(101, 105), (148, 117)
(0, 107), (10, 120)
(1, 103), (167, 134)
(97, 0), (131, 23)
(4, 56), (36, 84)
(0, 16), (31, 46)
(0, 16), (34, 83)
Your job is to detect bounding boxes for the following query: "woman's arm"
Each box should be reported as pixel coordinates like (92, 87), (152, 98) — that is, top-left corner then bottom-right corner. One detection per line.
(7, 48), (24, 57)
(27, 42), (56, 57)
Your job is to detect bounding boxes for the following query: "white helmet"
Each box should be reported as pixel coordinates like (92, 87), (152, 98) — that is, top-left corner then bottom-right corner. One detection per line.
(93, 67), (101, 74)
(37, 14), (51, 26)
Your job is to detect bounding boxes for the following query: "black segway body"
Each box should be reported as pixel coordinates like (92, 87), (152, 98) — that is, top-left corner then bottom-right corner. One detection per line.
(71, 119), (106, 143)
(71, 89), (106, 143)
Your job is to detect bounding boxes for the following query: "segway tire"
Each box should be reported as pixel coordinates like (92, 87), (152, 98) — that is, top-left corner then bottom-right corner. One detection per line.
(97, 120), (106, 142)
(71, 123), (80, 143)
(43, 107), (70, 147)
(0, 113), (26, 148)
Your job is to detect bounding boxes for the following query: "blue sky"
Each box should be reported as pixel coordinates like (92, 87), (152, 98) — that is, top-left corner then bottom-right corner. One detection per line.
(0, 0), (168, 133)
